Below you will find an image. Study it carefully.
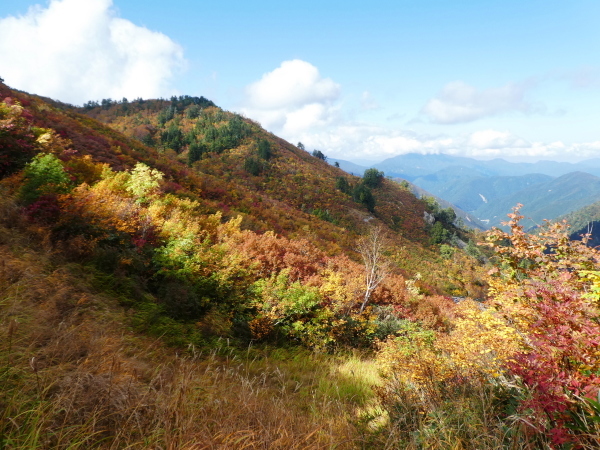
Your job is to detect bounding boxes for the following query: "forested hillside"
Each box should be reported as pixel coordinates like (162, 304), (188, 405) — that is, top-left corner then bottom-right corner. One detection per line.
(413, 171), (553, 213)
(367, 153), (600, 229)
(1, 84), (599, 449)
(475, 171), (600, 229)
(555, 200), (600, 246)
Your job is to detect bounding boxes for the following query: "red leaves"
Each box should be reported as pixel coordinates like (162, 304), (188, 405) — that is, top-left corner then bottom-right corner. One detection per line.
(23, 194), (61, 224)
(231, 231), (324, 282)
(504, 281), (600, 443)
(0, 98), (38, 178)
(486, 208), (600, 444)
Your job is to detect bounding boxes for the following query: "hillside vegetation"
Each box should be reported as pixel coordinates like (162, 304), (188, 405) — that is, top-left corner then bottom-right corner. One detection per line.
(1, 85), (600, 449)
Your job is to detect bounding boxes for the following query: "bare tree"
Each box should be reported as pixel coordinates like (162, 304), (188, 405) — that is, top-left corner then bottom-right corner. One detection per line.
(357, 226), (392, 313)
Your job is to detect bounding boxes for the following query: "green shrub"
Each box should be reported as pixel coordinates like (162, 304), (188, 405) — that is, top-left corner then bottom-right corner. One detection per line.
(244, 157), (262, 176)
(440, 244), (455, 259)
(335, 176), (351, 194)
(19, 153), (72, 205)
(312, 149), (327, 160)
(430, 221), (450, 245)
(188, 141), (208, 164)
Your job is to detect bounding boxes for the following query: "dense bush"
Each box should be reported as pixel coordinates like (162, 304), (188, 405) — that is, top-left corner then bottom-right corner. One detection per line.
(363, 168), (384, 188)
(0, 99), (41, 178)
(352, 183), (375, 212)
(20, 153), (72, 204)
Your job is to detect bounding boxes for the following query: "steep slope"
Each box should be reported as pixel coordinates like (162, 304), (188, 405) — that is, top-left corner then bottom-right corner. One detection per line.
(0, 197), (376, 448)
(474, 171), (600, 229)
(74, 97), (431, 246)
(1, 83), (489, 304)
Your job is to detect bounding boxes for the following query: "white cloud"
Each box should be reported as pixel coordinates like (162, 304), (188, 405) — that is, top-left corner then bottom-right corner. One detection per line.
(0, 0), (186, 104)
(239, 61), (599, 163)
(468, 129), (530, 150)
(295, 124), (600, 163)
(292, 125), (460, 161)
(422, 80), (539, 124)
(559, 66), (600, 89)
(240, 59), (341, 135)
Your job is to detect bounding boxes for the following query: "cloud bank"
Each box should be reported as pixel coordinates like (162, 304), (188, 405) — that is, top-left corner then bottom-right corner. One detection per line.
(421, 80), (539, 124)
(301, 126), (600, 163)
(0, 0), (186, 104)
(239, 60), (600, 163)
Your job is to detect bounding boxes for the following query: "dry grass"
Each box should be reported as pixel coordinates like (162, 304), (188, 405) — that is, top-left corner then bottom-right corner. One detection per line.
(0, 227), (373, 449)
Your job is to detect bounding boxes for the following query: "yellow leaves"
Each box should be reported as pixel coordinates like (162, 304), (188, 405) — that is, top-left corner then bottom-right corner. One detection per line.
(36, 132), (52, 145)
(377, 300), (523, 390)
(580, 270), (600, 305)
(217, 214), (243, 241)
(125, 162), (163, 200)
(66, 155), (108, 185)
(317, 256), (364, 312)
(59, 183), (142, 238)
(249, 316), (273, 340)
(438, 300), (522, 378)
(319, 268), (354, 311)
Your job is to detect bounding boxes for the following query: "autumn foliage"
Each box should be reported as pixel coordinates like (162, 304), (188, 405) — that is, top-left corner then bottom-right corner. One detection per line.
(7, 88), (599, 448)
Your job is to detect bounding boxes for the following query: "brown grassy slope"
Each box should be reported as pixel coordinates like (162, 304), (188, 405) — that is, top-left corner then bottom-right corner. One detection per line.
(0, 195), (372, 449)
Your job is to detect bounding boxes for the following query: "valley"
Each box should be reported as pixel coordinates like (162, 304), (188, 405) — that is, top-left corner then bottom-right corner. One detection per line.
(336, 152), (600, 231)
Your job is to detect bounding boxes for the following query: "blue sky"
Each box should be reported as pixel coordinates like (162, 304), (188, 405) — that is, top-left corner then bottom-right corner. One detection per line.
(1, 0), (599, 163)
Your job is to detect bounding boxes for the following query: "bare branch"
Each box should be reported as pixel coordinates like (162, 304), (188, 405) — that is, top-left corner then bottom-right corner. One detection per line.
(356, 226), (392, 313)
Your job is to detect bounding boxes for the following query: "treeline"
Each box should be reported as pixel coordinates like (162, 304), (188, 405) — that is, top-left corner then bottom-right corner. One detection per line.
(82, 95), (215, 111)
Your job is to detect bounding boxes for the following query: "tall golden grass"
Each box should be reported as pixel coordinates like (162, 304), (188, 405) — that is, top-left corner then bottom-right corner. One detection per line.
(0, 215), (371, 448)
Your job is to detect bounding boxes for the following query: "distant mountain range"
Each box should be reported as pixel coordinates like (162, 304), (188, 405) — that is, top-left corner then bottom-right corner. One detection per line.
(474, 172), (600, 229)
(328, 158), (368, 176)
(335, 153), (600, 229)
(411, 171), (554, 212)
(372, 153), (600, 180)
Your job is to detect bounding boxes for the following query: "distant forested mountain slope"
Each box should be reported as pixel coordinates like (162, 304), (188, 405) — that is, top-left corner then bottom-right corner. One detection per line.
(474, 171), (600, 229)
(328, 158), (367, 176)
(393, 178), (488, 230)
(414, 172), (554, 213)
(359, 153), (600, 229)
(553, 200), (600, 246)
